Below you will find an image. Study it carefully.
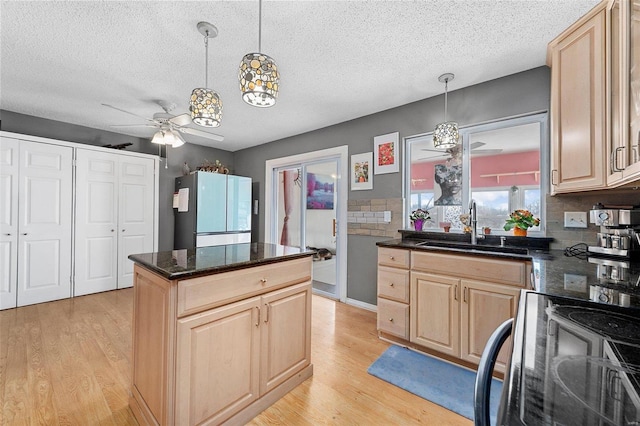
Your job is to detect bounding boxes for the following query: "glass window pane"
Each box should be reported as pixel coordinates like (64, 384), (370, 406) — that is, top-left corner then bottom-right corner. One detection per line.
(471, 190), (510, 230)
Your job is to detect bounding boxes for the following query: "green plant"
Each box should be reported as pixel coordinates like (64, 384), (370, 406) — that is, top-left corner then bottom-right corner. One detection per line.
(503, 209), (540, 231)
(410, 209), (430, 221)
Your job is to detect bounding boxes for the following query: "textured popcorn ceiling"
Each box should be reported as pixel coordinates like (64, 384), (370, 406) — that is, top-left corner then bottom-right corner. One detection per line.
(0, 1), (598, 152)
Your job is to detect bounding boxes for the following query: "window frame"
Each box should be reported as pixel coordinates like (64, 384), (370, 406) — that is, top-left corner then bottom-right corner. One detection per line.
(404, 112), (548, 235)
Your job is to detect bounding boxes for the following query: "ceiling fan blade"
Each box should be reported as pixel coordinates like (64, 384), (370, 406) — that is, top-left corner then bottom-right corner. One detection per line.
(169, 113), (192, 127)
(110, 124), (157, 128)
(178, 126), (224, 142)
(470, 141), (486, 150)
(471, 149), (503, 154)
(102, 103), (154, 122)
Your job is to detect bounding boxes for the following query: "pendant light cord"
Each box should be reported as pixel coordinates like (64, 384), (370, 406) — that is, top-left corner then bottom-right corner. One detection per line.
(444, 79), (448, 122)
(204, 31), (209, 88)
(258, 0), (262, 52)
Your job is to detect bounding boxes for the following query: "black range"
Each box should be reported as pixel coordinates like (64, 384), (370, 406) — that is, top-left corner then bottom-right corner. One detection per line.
(498, 291), (640, 425)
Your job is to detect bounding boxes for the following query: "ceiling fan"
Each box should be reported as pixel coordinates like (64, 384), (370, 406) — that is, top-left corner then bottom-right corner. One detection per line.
(420, 142), (502, 160)
(102, 101), (224, 143)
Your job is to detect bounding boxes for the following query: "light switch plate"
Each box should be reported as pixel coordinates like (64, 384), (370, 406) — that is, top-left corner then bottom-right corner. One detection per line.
(564, 211), (587, 228)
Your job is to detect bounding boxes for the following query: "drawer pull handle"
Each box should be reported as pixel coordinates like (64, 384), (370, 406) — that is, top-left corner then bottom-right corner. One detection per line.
(389, 318), (394, 322)
(389, 282), (394, 287)
(260, 278), (268, 284)
(464, 287), (468, 303)
(255, 306), (261, 327)
(454, 285), (458, 301)
(389, 256), (395, 260)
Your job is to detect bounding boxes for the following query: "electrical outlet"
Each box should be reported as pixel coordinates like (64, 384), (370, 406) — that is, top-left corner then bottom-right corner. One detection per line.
(564, 211), (587, 228)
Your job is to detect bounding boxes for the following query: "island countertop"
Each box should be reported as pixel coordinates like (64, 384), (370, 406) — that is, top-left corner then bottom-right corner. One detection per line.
(128, 242), (314, 280)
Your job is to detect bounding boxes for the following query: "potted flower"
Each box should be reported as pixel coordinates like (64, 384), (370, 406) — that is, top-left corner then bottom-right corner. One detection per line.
(410, 209), (430, 231)
(503, 209), (540, 236)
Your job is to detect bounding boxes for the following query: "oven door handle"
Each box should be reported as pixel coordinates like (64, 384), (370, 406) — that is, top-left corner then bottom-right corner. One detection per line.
(474, 318), (513, 426)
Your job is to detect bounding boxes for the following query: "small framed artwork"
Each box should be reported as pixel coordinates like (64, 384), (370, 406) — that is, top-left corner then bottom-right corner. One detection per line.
(373, 132), (399, 174)
(306, 172), (335, 209)
(351, 152), (373, 191)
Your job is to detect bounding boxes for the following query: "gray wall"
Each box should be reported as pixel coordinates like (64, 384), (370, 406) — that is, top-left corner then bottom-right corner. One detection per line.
(0, 110), (234, 251)
(233, 66), (552, 305)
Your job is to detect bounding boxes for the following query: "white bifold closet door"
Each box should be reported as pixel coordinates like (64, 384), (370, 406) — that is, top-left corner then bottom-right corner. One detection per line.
(75, 149), (154, 296)
(0, 138), (73, 308)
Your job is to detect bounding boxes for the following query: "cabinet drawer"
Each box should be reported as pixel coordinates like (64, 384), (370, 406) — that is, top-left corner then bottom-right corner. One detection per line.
(411, 251), (527, 286)
(378, 248), (409, 269)
(377, 266), (410, 303)
(377, 298), (409, 339)
(177, 257), (312, 317)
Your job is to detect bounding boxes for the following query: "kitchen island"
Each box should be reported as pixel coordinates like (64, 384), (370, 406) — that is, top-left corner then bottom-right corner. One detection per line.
(127, 243), (314, 426)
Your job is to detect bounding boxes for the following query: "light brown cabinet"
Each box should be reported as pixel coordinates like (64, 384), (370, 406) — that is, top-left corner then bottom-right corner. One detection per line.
(610, 0), (640, 184)
(548, 0), (640, 193)
(377, 248), (530, 374)
(548, 3), (607, 193)
(130, 256), (313, 426)
(377, 248), (410, 339)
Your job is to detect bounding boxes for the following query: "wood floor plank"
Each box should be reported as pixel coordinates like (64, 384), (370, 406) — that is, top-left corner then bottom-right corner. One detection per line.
(1, 290), (471, 425)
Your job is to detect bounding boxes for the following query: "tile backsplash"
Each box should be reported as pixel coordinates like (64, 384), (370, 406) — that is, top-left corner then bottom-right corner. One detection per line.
(546, 192), (640, 250)
(347, 198), (402, 238)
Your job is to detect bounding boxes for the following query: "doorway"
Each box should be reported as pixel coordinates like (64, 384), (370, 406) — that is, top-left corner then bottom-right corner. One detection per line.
(265, 146), (348, 302)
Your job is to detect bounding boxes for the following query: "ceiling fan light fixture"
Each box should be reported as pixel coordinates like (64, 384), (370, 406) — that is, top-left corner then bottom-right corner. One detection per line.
(433, 73), (459, 150)
(151, 130), (166, 145)
(170, 130), (186, 148)
(239, 0), (279, 107)
(190, 22), (223, 128)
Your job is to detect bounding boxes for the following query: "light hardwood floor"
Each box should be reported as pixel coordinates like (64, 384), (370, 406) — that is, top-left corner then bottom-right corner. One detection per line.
(0, 290), (470, 425)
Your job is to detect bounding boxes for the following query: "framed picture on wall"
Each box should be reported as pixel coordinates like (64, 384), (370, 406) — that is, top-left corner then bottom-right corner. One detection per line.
(351, 152), (373, 191)
(373, 132), (399, 174)
(306, 173), (335, 209)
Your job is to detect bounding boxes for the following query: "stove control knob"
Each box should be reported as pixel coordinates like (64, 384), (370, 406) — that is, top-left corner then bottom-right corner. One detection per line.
(598, 211), (610, 224)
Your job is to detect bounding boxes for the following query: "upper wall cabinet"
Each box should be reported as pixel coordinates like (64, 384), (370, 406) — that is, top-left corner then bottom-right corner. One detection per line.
(548, 0), (640, 194)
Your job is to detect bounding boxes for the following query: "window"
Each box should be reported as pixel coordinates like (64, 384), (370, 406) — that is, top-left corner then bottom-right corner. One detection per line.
(405, 113), (547, 234)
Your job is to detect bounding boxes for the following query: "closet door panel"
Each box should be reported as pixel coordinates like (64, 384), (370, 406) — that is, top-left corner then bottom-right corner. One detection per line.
(75, 150), (119, 296)
(17, 141), (72, 307)
(0, 137), (18, 309)
(118, 157), (155, 288)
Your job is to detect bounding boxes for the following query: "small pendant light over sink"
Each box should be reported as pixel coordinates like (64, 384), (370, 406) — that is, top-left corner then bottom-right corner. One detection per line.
(238, 0), (280, 107)
(190, 22), (223, 127)
(433, 73), (459, 149)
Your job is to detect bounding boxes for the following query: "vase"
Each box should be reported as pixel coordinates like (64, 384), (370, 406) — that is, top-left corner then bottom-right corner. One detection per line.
(413, 219), (424, 231)
(513, 227), (527, 237)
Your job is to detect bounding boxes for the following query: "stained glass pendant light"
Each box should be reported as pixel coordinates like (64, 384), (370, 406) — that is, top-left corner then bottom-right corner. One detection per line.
(433, 73), (459, 149)
(190, 22), (223, 127)
(238, 0), (280, 107)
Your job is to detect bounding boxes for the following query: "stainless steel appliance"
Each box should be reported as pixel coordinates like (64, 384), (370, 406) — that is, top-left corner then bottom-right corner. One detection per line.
(588, 207), (640, 258)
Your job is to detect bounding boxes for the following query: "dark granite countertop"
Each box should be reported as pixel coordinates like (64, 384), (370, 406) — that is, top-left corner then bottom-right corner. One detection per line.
(377, 237), (640, 308)
(498, 291), (640, 426)
(128, 242), (314, 280)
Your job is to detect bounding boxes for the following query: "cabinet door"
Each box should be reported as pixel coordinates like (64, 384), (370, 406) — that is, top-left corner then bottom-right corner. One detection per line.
(196, 171), (227, 233)
(549, 8), (607, 193)
(621, 0), (640, 180)
(176, 297), (261, 426)
(460, 279), (520, 373)
(227, 175), (252, 232)
(0, 137), (18, 309)
(410, 272), (460, 357)
(74, 149), (119, 296)
(260, 282), (312, 395)
(17, 141), (73, 306)
(118, 156), (155, 288)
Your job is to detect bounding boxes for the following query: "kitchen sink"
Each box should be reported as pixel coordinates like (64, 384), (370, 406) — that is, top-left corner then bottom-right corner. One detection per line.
(414, 239), (529, 255)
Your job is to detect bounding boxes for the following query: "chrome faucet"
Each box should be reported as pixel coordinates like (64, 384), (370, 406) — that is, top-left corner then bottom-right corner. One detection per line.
(469, 199), (483, 245)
